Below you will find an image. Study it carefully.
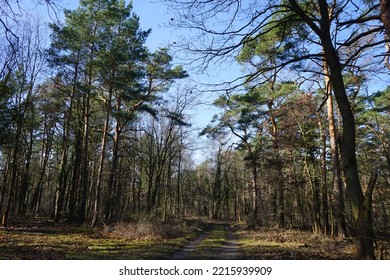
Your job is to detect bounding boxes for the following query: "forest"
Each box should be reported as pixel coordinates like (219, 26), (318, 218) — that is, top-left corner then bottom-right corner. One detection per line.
(0, 0), (390, 260)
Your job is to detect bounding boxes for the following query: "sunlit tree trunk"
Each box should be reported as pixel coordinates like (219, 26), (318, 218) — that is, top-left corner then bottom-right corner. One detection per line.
(105, 110), (122, 222)
(287, 0), (375, 258)
(318, 115), (330, 235)
(317, 0), (374, 259)
(91, 87), (112, 225)
(323, 61), (346, 237)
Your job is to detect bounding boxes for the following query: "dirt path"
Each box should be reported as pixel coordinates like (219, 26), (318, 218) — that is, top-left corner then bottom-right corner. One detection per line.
(171, 223), (242, 260)
(170, 225), (214, 259)
(219, 224), (242, 259)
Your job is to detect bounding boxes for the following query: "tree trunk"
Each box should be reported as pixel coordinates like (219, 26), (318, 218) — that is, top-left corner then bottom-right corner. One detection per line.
(380, 0), (390, 37)
(380, 0), (390, 70)
(68, 108), (83, 223)
(91, 87), (112, 226)
(251, 163), (258, 221)
(288, 0), (375, 258)
(318, 116), (330, 235)
(0, 153), (11, 217)
(31, 115), (52, 215)
(2, 119), (22, 227)
(78, 88), (90, 224)
(55, 129), (70, 223)
(19, 128), (34, 217)
(357, 172), (378, 259)
(323, 61), (346, 237)
(55, 55), (79, 223)
(317, 0), (372, 258)
(78, 43), (95, 224)
(277, 181), (285, 228)
(176, 137), (183, 218)
(105, 122), (121, 222)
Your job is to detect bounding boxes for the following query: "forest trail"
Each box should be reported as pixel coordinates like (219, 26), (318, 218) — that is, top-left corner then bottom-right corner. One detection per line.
(171, 223), (242, 260)
(221, 224), (242, 259)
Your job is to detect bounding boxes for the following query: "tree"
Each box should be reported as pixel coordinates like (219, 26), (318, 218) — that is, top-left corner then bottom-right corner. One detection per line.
(164, 0), (387, 259)
(381, 0), (390, 37)
(201, 92), (264, 222)
(0, 14), (46, 226)
(381, 0), (390, 69)
(48, 0), (150, 223)
(202, 81), (298, 224)
(323, 61), (346, 237)
(47, 0), (188, 224)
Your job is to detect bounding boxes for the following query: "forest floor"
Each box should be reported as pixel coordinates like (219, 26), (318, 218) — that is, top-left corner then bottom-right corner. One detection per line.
(0, 217), (388, 259)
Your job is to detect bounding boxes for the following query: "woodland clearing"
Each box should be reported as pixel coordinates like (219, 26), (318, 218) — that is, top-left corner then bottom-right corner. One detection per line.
(1, 218), (388, 260)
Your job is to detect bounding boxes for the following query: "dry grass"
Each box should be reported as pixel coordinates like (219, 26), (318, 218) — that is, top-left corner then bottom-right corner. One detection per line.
(236, 226), (357, 260)
(3, 217), (387, 260)
(0, 218), (206, 259)
(235, 226), (390, 259)
(101, 219), (206, 241)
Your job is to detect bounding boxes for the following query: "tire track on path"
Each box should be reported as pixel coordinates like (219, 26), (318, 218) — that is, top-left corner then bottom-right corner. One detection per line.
(170, 223), (242, 260)
(170, 225), (214, 260)
(219, 224), (242, 259)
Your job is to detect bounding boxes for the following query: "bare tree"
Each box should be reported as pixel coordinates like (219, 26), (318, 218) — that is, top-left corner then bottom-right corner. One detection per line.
(0, 13), (46, 226)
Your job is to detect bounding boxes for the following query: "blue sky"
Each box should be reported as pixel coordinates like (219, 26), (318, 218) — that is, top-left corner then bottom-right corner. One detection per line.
(132, 0), (225, 136)
(132, 0), (173, 51)
(59, 0), (220, 126)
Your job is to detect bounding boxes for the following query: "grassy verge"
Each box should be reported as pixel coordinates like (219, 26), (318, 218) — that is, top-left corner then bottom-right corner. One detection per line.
(235, 226), (356, 260)
(0, 218), (204, 260)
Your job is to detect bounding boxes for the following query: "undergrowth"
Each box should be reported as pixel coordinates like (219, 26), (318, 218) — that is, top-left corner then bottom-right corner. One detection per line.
(102, 219), (207, 241)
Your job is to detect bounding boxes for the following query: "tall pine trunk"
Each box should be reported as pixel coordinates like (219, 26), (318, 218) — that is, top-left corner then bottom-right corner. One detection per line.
(91, 88), (112, 226)
(320, 15), (375, 260)
(323, 61), (346, 237)
(289, 0), (376, 259)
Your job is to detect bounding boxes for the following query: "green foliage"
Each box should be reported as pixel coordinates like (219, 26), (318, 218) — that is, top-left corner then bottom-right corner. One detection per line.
(42, 0), (190, 224)
(357, 87), (390, 165)
(371, 87), (390, 113)
(148, 48), (187, 77)
(0, 78), (14, 146)
(237, 7), (309, 72)
(204, 81), (298, 146)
